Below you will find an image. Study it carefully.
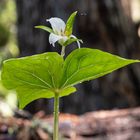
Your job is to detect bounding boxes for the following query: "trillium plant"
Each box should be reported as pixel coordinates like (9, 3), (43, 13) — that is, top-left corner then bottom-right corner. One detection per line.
(1, 11), (140, 140)
(35, 11), (82, 57)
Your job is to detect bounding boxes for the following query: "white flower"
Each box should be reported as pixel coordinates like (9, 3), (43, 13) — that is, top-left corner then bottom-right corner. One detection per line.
(35, 11), (83, 48)
(46, 17), (82, 48)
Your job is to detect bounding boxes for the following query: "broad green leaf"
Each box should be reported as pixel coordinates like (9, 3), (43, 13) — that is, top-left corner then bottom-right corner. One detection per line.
(60, 48), (139, 88)
(65, 11), (77, 36)
(17, 86), (76, 109)
(1, 48), (139, 109)
(1, 52), (76, 108)
(35, 25), (53, 33)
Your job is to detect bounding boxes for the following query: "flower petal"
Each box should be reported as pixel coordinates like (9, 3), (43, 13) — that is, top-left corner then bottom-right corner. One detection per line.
(71, 35), (82, 48)
(47, 18), (66, 34)
(49, 33), (67, 47)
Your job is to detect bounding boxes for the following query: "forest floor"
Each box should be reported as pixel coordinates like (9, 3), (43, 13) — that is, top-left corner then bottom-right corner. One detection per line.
(0, 107), (140, 140)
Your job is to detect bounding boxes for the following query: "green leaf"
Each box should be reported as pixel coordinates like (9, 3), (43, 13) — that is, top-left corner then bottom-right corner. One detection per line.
(65, 11), (77, 36)
(60, 48), (139, 88)
(35, 25), (53, 33)
(17, 86), (76, 109)
(1, 52), (76, 108)
(1, 48), (139, 109)
(63, 37), (83, 47)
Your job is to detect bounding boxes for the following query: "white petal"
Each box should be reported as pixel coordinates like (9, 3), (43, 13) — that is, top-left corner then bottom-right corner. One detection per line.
(49, 33), (62, 47)
(71, 35), (81, 48)
(49, 33), (67, 47)
(47, 18), (66, 34)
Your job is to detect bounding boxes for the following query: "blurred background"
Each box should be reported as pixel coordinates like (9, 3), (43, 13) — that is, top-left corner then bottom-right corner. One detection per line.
(0, 0), (140, 116)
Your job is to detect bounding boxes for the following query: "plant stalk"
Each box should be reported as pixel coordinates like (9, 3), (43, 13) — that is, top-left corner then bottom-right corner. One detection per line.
(53, 93), (59, 140)
(61, 46), (65, 57)
(53, 45), (64, 140)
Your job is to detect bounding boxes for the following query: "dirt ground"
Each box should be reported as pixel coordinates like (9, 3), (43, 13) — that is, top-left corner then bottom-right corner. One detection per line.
(0, 107), (140, 140)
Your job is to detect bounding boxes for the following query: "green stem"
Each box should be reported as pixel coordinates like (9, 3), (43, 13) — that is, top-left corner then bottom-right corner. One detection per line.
(61, 46), (65, 57)
(53, 93), (59, 140)
(53, 45), (65, 140)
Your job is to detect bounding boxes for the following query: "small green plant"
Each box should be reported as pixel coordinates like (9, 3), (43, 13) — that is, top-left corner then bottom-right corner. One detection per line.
(1, 12), (140, 140)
